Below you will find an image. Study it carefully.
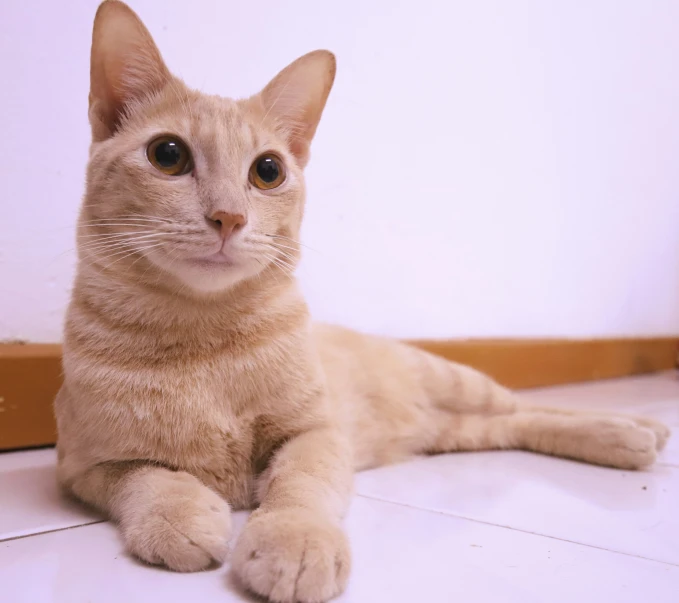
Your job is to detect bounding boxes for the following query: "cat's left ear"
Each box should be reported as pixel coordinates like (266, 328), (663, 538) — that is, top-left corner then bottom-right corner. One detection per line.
(255, 50), (336, 167)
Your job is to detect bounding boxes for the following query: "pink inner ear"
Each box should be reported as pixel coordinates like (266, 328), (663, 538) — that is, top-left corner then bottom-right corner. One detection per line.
(256, 50), (336, 167)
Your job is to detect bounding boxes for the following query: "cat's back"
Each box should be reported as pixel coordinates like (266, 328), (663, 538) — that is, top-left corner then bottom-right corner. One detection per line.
(312, 322), (421, 376)
(311, 322), (430, 406)
(312, 322), (441, 468)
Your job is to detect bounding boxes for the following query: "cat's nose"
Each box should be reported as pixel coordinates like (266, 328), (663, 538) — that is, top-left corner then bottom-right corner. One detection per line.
(208, 211), (247, 239)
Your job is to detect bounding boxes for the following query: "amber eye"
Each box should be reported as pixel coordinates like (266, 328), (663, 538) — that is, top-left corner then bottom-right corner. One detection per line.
(249, 154), (286, 190)
(146, 136), (193, 176)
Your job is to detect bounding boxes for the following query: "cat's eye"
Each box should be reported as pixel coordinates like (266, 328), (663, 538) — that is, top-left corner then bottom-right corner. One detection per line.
(146, 136), (193, 176)
(249, 154), (286, 190)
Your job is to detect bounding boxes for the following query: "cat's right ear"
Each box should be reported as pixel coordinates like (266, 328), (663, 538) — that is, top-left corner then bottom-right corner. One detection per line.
(89, 0), (171, 141)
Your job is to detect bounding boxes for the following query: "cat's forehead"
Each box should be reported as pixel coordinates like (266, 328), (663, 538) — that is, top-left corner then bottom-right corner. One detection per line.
(139, 87), (271, 155)
(193, 95), (263, 148)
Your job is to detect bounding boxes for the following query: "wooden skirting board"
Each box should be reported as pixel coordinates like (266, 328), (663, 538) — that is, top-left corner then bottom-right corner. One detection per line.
(1, 338), (677, 451)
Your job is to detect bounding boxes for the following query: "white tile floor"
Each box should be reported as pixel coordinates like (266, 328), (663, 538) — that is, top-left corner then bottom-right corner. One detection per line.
(1, 373), (678, 602)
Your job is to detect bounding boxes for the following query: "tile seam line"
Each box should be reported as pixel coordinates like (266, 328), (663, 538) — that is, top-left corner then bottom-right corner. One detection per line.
(3, 492), (677, 565)
(355, 493), (679, 568)
(0, 520), (107, 544)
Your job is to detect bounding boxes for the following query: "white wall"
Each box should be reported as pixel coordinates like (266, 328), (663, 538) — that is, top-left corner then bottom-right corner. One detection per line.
(1, 0), (678, 342)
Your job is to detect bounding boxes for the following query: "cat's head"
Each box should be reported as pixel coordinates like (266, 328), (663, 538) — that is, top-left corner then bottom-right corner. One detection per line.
(81, 0), (334, 293)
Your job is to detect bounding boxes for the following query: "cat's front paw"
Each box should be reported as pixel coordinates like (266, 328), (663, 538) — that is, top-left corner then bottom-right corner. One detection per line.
(120, 470), (232, 572)
(232, 509), (350, 603)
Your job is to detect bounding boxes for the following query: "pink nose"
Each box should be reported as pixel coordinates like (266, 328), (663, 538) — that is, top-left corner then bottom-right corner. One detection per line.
(209, 211), (247, 239)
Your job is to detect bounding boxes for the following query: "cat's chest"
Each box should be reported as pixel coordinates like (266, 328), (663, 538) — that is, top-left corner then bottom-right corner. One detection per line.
(108, 354), (294, 506)
(121, 355), (262, 446)
(67, 333), (319, 506)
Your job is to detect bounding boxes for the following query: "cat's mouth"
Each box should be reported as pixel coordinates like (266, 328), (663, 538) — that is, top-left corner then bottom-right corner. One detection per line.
(184, 251), (238, 269)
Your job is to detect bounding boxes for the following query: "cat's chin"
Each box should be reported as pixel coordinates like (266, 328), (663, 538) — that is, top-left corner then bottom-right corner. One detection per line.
(143, 251), (258, 295)
(175, 263), (258, 294)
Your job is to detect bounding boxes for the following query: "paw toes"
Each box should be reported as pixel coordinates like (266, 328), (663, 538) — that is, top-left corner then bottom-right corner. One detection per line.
(616, 426), (658, 469)
(121, 473), (232, 573)
(611, 415), (671, 453)
(232, 511), (350, 603)
(639, 420), (671, 451)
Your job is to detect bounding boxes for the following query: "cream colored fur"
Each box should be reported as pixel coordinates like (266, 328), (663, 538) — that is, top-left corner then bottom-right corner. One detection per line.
(55, 2), (671, 602)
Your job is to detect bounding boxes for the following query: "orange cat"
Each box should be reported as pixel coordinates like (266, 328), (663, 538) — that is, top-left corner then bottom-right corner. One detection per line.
(55, 2), (671, 602)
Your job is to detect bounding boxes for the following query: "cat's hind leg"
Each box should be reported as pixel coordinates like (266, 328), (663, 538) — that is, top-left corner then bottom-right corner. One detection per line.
(427, 408), (660, 470)
(416, 357), (667, 470)
(520, 404), (671, 451)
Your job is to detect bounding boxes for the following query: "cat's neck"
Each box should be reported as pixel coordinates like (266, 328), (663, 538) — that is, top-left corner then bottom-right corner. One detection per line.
(67, 261), (308, 354)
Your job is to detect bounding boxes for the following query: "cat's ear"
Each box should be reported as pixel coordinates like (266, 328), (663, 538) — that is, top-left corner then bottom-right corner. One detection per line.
(89, 0), (171, 141)
(257, 50), (336, 167)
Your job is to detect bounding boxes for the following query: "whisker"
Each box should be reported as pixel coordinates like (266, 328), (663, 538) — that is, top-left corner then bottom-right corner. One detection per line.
(77, 242), (141, 272)
(258, 239), (297, 257)
(253, 258), (265, 286)
(80, 235), (161, 260)
(81, 216), (175, 224)
(261, 255), (283, 276)
(265, 234), (299, 244)
(262, 248), (295, 268)
(261, 252), (295, 277)
(265, 241), (300, 253)
(50, 215), (175, 233)
(77, 225), (202, 238)
(76, 222), (172, 230)
(142, 241), (180, 282)
(265, 234), (320, 254)
(78, 229), (160, 241)
(262, 243), (297, 264)
(78, 224), (164, 232)
(57, 236), (145, 261)
(101, 242), (167, 270)
(128, 243), (161, 271)
(79, 232), (173, 253)
(78, 240), (143, 260)
(79, 230), (176, 242)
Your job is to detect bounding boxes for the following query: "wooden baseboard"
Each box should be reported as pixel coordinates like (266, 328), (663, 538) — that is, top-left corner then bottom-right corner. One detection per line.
(0, 344), (62, 451)
(411, 338), (679, 389)
(1, 338), (677, 451)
